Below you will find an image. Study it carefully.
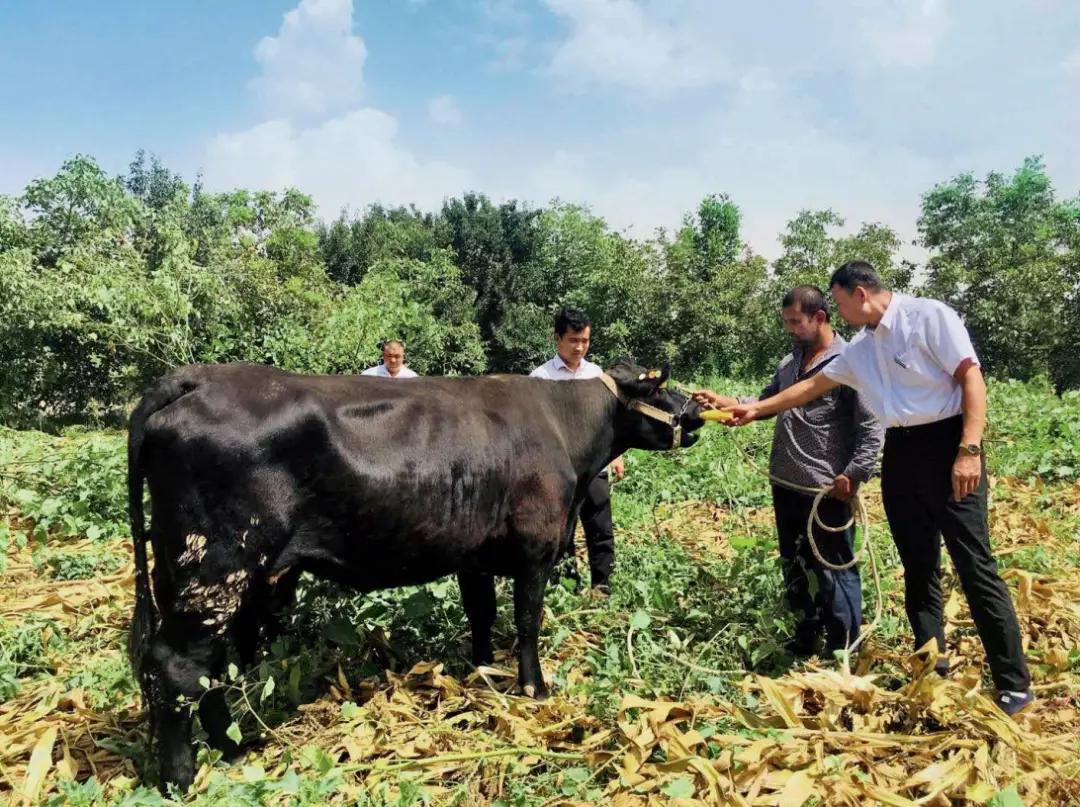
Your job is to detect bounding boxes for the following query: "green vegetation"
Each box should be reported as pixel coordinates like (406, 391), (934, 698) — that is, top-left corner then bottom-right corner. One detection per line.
(1, 150), (1079, 803)
(1, 379), (1078, 804)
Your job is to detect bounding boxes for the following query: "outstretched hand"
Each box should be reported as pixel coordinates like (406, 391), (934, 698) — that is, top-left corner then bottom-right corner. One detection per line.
(691, 390), (737, 410)
(721, 404), (759, 427)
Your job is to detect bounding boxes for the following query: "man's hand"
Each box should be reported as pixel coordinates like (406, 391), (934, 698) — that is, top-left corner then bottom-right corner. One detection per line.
(691, 390), (738, 410)
(721, 403), (759, 426)
(610, 456), (626, 482)
(830, 474), (858, 502)
(952, 452), (981, 501)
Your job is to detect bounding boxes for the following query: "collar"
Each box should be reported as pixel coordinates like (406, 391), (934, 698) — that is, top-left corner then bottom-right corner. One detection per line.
(877, 292), (903, 332)
(552, 354), (588, 375)
(597, 374), (686, 449)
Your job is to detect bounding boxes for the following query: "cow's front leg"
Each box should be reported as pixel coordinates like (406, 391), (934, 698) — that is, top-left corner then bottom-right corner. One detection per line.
(458, 572), (496, 666)
(514, 565), (550, 699)
(199, 687), (241, 760)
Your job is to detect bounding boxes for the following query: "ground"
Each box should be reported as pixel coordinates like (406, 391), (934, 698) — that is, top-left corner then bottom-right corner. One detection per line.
(2, 470), (1079, 806)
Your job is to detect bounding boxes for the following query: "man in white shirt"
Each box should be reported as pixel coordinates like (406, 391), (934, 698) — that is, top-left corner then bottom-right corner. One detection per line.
(699, 261), (1033, 717)
(361, 340), (419, 378)
(530, 308), (625, 597)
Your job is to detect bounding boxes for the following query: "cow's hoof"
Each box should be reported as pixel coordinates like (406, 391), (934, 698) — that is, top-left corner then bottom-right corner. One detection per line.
(521, 681), (549, 700)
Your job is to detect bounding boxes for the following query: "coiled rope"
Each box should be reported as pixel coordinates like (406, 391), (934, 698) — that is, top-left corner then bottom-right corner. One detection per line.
(710, 432), (885, 670)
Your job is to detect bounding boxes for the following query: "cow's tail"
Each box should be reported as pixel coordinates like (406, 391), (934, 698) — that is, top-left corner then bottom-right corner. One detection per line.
(127, 373), (196, 679)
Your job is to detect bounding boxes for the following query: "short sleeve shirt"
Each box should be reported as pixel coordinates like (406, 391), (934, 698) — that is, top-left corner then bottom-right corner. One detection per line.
(823, 293), (979, 428)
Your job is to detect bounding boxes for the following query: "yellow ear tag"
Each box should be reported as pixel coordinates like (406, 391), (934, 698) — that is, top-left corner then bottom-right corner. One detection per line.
(648, 370), (660, 379)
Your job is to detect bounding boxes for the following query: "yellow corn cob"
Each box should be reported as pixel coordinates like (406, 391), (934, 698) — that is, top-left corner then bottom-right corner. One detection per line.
(701, 409), (734, 422)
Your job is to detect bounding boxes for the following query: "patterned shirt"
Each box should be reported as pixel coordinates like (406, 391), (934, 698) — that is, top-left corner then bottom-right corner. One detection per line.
(740, 335), (884, 490)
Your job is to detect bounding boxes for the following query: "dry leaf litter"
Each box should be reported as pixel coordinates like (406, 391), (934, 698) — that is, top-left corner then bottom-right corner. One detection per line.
(1, 477), (1078, 805)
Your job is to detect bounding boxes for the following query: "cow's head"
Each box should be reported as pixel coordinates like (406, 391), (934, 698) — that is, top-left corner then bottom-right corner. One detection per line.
(603, 359), (706, 450)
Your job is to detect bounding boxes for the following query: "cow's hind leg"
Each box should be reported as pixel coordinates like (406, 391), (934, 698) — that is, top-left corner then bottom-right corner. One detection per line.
(458, 572), (496, 666)
(148, 623), (237, 793)
(514, 565), (551, 699)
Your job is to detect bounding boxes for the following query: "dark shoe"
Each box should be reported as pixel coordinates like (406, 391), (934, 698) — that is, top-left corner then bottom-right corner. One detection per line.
(934, 657), (950, 678)
(787, 635), (820, 659)
(786, 621), (821, 659)
(587, 584), (611, 599)
(995, 690), (1035, 717)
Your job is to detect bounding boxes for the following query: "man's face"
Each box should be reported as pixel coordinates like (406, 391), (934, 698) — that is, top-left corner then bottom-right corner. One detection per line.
(382, 343), (405, 375)
(830, 285), (872, 327)
(556, 325), (590, 366)
(781, 304), (824, 349)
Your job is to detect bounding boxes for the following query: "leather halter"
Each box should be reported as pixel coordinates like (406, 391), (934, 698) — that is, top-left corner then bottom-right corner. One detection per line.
(598, 373), (687, 449)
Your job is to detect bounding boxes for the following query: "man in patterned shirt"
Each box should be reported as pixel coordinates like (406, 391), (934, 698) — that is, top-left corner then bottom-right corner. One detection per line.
(694, 286), (883, 657)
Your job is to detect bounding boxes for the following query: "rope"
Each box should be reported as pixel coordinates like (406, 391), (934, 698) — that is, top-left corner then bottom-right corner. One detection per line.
(718, 437), (885, 664)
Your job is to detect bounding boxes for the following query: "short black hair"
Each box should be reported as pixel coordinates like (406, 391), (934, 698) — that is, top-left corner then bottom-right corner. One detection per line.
(782, 285), (829, 322)
(829, 261), (885, 293)
(554, 308), (590, 337)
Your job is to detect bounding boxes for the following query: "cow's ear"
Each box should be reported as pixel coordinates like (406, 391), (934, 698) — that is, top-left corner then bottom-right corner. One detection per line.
(613, 363), (669, 397)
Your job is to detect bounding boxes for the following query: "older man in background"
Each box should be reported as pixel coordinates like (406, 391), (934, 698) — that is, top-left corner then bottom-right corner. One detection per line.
(362, 340), (418, 378)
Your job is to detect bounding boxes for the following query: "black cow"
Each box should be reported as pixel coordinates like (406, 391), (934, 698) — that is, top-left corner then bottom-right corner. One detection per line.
(126, 359), (705, 792)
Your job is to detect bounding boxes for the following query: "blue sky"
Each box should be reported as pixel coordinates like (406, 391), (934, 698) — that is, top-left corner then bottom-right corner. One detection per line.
(2, 0), (1078, 258)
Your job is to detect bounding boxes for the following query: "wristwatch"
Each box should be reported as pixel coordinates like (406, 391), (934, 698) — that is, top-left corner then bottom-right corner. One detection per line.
(959, 442), (982, 456)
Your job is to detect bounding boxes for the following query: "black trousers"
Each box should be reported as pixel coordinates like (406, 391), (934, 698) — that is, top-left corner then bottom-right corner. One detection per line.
(881, 415), (1030, 692)
(772, 485), (863, 652)
(558, 472), (615, 588)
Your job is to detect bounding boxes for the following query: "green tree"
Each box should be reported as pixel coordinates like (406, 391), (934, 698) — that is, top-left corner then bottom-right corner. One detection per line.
(919, 156), (1080, 388)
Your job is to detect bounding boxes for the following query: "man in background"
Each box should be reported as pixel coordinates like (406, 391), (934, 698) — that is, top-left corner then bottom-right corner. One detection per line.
(695, 286), (882, 658)
(362, 340), (418, 378)
(530, 308), (624, 597)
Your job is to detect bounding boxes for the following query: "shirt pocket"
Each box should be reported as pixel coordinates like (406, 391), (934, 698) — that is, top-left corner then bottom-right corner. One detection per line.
(891, 345), (939, 384)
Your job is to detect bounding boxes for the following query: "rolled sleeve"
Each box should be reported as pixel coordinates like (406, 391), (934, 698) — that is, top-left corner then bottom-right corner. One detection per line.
(926, 304), (980, 376)
(822, 349), (858, 388)
(842, 388), (884, 483)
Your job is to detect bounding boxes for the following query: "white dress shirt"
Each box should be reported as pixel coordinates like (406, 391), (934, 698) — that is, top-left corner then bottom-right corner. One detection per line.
(361, 364), (418, 378)
(822, 293), (980, 429)
(529, 355), (604, 381)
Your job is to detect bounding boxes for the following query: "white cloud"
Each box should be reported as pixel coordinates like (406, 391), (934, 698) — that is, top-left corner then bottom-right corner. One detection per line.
(506, 85), (941, 259)
(197, 0), (1073, 266)
(249, 0), (368, 120)
(428, 95), (464, 126)
(204, 0), (470, 217)
(543, 0), (730, 95)
(205, 110), (471, 217)
(859, 0), (948, 67)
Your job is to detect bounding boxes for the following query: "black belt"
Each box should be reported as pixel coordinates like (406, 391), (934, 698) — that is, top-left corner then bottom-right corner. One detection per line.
(885, 413), (963, 439)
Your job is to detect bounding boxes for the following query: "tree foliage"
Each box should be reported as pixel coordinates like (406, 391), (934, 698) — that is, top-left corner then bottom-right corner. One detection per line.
(0, 150), (1076, 426)
(919, 156), (1080, 392)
